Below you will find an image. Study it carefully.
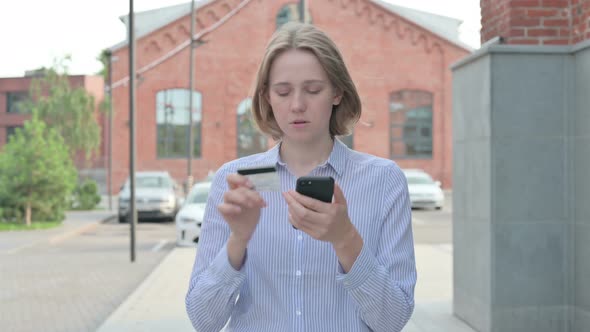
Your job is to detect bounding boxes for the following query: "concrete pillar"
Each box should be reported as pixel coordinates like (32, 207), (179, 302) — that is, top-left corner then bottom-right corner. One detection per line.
(452, 1), (590, 331)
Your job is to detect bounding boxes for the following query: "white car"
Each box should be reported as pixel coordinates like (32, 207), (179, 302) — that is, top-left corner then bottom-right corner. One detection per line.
(118, 171), (184, 223)
(403, 169), (444, 210)
(176, 181), (212, 247)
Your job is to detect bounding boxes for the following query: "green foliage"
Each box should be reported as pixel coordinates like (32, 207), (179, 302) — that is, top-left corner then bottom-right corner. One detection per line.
(0, 221), (61, 232)
(0, 115), (77, 224)
(70, 179), (101, 210)
(97, 49), (112, 115)
(24, 56), (101, 160)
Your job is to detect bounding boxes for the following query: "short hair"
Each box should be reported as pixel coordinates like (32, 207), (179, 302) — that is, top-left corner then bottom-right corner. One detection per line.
(251, 22), (362, 140)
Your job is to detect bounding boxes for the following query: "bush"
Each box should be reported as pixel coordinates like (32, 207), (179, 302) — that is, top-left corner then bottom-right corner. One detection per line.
(0, 116), (77, 225)
(70, 179), (101, 210)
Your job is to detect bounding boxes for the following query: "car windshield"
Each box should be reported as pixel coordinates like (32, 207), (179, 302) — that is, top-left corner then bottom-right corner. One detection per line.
(135, 176), (172, 189)
(187, 185), (210, 204)
(406, 175), (435, 185)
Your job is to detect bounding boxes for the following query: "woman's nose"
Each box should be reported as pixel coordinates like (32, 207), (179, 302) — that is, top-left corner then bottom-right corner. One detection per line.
(290, 91), (306, 113)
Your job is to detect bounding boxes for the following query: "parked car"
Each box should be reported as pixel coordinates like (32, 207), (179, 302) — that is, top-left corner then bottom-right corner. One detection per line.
(176, 181), (212, 247)
(118, 171), (184, 223)
(403, 169), (444, 210)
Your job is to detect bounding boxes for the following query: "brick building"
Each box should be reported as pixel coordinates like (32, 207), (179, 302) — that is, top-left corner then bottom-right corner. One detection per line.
(0, 74), (107, 172)
(107, 0), (470, 193)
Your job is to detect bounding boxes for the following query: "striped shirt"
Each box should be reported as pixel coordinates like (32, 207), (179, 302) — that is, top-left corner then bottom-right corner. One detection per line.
(186, 139), (416, 332)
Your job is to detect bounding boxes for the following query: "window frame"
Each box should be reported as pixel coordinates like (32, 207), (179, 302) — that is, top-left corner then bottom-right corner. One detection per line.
(236, 98), (267, 158)
(155, 88), (202, 159)
(6, 91), (29, 114)
(389, 90), (434, 159)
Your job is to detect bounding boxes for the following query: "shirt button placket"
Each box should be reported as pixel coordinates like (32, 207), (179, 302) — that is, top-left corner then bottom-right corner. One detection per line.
(295, 231), (304, 327)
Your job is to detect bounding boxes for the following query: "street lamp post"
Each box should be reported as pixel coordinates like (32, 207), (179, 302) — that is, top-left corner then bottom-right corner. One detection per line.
(299, 0), (305, 23)
(128, 0), (137, 263)
(187, 0), (196, 193)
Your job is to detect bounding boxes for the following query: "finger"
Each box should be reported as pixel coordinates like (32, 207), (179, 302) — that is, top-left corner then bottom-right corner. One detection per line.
(226, 173), (253, 190)
(289, 190), (330, 213)
(218, 203), (241, 215)
(289, 212), (322, 239)
(283, 192), (322, 222)
(225, 187), (265, 208)
(333, 183), (347, 205)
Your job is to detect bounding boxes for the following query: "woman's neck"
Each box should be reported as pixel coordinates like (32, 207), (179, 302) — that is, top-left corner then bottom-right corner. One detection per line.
(280, 136), (334, 177)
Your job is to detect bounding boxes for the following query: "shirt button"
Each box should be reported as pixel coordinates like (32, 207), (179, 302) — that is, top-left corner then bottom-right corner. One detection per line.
(297, 235), (303, 241)
(296, 310), (302, 316)
(296, 270), (302, 276)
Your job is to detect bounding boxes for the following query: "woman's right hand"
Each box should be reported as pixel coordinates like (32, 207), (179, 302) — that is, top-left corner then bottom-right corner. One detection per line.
(217, 173), (266, 243)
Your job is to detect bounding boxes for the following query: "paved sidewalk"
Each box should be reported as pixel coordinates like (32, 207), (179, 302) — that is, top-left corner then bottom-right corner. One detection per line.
(97, 244), (477, 332)
(0, 210), (116, 254)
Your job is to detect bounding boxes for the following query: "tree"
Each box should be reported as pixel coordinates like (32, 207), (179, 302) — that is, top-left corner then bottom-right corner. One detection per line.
(0, 115), (77, 226)
(25, 56), (101, 160)
(96, 49), (112, 114)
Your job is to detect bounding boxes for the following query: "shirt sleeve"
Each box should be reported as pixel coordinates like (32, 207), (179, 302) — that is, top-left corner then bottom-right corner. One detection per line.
(185, 164), (247, 332)
(335, 163), (417, 332)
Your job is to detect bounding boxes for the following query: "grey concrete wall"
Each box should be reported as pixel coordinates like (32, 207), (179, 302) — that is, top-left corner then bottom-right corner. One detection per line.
(573, 45), (590, 332)
(452, 55), (492, 332)
(452, 41), (590, 332)
(490, 53), (571, 332)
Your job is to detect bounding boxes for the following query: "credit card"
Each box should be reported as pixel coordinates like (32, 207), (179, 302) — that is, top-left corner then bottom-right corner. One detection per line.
(236, 165), (281, 192)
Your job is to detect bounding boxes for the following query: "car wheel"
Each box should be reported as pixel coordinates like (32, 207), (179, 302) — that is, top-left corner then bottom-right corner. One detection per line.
(435, 206), (442, 210)
(118, 215), (127, 223)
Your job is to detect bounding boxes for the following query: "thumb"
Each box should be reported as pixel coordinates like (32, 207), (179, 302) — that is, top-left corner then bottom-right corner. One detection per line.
(333, 182), (347, 205)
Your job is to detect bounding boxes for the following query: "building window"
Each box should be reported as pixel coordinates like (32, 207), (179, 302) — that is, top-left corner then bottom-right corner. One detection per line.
(156, 89), (202, 159)
(390, 90), (433, 159)
(6, 126), (23, 143)
(276, 3), (312, 30)
(6, 91), (29, 114)
(237, 98), (267, 157)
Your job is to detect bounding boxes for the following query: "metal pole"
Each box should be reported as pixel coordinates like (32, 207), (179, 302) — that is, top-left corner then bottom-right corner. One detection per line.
(107, 51), (113, 211)
(299, 0), (305, 23)
(128, 0), (137, 263)
(187, 0), (196, 192)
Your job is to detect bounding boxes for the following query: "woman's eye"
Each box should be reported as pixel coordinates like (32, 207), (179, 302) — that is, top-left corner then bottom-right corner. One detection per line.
(307, 89), (321, 94)
(276, 90), (290, 96)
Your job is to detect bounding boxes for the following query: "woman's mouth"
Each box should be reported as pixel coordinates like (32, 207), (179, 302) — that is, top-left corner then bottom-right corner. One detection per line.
(291, 120), (309, 128)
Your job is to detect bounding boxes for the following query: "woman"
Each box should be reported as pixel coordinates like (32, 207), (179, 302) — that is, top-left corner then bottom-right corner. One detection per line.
(186, 22), (416, 332)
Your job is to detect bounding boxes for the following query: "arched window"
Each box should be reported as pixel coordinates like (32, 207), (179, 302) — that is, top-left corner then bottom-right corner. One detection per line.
(237, 98), (267, 157)
(156, 89), (202, 158)
(276, 3), (312, 30)
(390, 90), (433, 159)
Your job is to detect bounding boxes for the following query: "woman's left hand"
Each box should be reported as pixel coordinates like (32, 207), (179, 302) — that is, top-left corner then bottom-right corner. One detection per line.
(283, 183), (356, 247)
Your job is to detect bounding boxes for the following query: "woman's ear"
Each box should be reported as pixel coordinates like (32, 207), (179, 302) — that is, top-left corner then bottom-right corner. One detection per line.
(262, 89), (270, 104)
(333, 89), (343, 106)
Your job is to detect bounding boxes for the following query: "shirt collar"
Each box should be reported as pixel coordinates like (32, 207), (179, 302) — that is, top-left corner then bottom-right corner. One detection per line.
(263, 138), (348, 177)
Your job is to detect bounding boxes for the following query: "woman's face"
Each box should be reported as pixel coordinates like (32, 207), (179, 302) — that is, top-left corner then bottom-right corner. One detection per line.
(266, 48), (342, 145)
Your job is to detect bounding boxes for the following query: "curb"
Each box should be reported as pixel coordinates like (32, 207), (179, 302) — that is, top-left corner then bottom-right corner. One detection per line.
(48, 213), (117, 245)
(95, 247), (181, 332)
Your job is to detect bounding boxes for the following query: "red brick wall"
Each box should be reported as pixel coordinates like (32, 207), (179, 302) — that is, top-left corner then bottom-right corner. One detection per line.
(109, 0), (469, 192)
(0, 75), (106, 169)
(481, 0), (590, 45)
(572, 0), (590, 42)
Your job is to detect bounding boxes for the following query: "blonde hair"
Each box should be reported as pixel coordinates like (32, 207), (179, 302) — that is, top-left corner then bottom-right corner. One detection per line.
(251, 22), (361, 140)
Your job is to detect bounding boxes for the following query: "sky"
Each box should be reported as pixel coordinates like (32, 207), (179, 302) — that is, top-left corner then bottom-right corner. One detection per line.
(0, 0), (481, 77)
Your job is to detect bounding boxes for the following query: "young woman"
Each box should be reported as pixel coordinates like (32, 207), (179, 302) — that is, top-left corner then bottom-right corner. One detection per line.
(186, 22), (416, 332)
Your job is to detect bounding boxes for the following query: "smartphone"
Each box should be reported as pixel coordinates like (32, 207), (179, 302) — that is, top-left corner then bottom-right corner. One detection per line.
(295, 176), (335, 203)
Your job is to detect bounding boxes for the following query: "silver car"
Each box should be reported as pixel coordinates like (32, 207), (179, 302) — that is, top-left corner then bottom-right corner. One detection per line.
(118, 171), (184, 223)
(403, 169), (445, 210)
